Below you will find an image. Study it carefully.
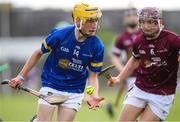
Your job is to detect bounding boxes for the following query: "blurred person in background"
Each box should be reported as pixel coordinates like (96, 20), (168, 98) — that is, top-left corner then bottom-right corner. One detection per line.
(9, 2), (104, 122)
(111, 8), (141, 107)
(109, 7), (180, 121)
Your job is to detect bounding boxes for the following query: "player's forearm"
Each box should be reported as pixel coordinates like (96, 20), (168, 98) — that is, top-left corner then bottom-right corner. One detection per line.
(19, 48), (42, 77)
(118, 56), (139, 82)
(88, 72), (99, 96)
(111, 54), (124, 72)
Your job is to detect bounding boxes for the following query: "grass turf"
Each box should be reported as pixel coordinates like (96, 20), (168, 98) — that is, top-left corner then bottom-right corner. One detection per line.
(0, 91), (180, 121)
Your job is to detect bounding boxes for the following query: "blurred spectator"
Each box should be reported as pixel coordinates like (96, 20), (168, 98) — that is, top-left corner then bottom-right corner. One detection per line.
(111, 8), (141, 106)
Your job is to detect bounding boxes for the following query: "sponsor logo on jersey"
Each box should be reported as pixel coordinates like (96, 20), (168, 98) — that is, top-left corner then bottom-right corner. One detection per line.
(58, 58), (83, 72)
(139, 50), (146, 54)
(143, 59), (152, 68)
(69, 62), (83, 72)
(151, 57), (161, 62)
(143, 57), (167, 68)
(58, 59), (70, 69)
(75, 45), (81, 49)
(72, 58), (82, 64)
(60, 46), (69, 53)
(157, 48), (168, 53)
(148, 44), (155, 48)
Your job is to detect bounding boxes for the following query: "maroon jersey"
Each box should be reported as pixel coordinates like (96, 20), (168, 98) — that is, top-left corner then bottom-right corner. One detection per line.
(133, 29), (180, 95)
(112, 31), (141, 76)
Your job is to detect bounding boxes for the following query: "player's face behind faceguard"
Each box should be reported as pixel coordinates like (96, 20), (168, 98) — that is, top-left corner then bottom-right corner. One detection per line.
(72, 2), (102, 37)
(124, 8), (139, 29)
(139, 7), (163, 40)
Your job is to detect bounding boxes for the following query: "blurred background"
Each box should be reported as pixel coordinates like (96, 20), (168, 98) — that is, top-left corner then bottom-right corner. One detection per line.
(0, 0), (180, 121)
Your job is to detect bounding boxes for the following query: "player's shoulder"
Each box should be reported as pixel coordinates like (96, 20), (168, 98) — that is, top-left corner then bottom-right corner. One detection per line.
(116, 31), (131, 43)
(48, 25), (75, 41)
(50, 25), (75, 35)
(88, 35), (104, 48)
(133, 33), (144, 44)
(161, 29), (178, 38)
(117, 31), (128, 38)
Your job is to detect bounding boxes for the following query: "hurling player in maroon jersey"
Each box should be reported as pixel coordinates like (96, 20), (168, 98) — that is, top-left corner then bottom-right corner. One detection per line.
(109, 7), (180, 121)
(111, 8), (141, 107)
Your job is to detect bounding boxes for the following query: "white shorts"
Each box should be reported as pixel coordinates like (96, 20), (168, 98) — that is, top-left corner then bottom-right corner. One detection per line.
(126, 77), (136, 91)
(124, 85), (174, 120)
(38, 87), (84, 111)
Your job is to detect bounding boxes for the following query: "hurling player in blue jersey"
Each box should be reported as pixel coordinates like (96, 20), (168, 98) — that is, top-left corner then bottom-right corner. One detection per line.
(9, 2), (104, 122)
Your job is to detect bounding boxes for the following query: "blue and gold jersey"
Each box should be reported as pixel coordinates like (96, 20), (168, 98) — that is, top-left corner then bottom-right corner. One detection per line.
(41, 25), (104, 93)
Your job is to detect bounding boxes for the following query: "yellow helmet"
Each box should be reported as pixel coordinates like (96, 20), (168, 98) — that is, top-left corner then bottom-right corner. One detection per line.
(72, 2), (102, 23)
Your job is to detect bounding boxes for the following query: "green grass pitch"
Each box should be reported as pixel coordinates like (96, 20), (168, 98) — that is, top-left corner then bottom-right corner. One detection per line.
(0, 91), (180, 121)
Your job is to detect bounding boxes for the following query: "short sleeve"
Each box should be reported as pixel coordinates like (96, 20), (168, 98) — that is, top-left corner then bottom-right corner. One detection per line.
(41, 31), (59, 54)
(88, 42), (104, 72)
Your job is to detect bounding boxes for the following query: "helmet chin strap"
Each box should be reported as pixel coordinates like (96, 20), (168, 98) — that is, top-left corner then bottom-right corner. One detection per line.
(144, 19), (163, 40)
(75, 19), (83, 31)
(145, 29), (161, 40)
(79, 30), (90, 37)
(75, 19), (90, 38)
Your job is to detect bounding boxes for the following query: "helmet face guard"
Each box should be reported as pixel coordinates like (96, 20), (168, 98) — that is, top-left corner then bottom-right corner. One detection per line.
(72, 3), (102, 31)
(139, 7), (163, 39)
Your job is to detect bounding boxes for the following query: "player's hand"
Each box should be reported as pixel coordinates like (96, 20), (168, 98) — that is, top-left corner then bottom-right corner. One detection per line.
(108, 77), (119, 87)
(87, 95), (104, 110)
(9, 76), (23, 88)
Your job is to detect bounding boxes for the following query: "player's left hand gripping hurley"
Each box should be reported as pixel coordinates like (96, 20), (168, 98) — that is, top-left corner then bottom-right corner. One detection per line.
(98, 65), (115, 86)
(1, 79), (68, 105)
